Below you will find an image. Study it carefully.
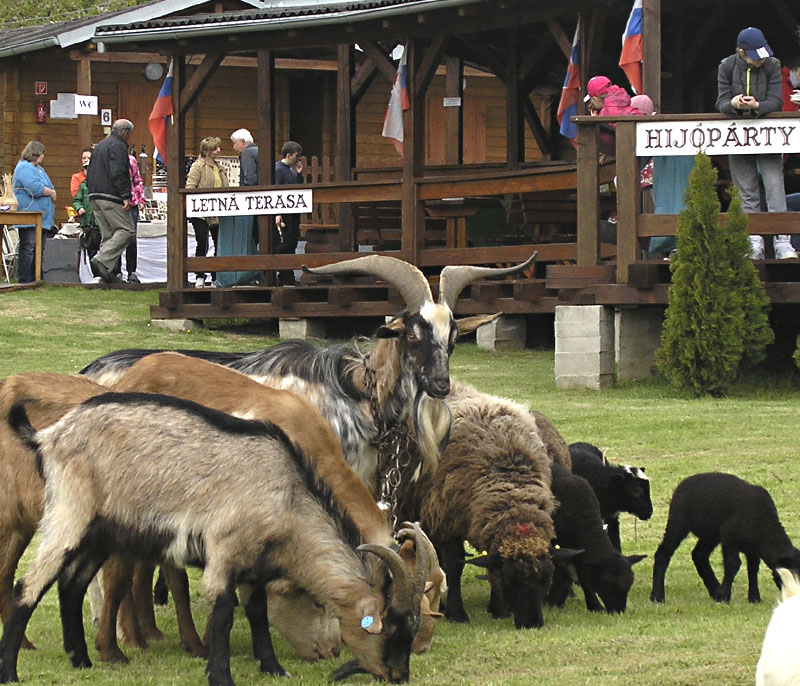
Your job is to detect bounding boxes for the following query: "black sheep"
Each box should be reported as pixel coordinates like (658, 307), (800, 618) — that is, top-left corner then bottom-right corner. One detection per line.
(548, 463), (646, 613)
(568, 442), (653, 552)
(651, 472), (800, 604)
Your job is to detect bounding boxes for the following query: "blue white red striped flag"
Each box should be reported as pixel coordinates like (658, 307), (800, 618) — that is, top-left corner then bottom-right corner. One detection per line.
(147, 59), (174, 166)
(619, 0), (643, 95)
(381, 45), (410, 157)
(556, 19), (581, 143)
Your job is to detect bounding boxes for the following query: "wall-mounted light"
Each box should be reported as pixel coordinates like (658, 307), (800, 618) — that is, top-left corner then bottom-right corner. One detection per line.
(144, 62), (164, 81)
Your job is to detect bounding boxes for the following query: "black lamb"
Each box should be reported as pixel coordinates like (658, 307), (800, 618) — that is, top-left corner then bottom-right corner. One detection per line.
(547, 463), (646, 613)
(568, 442), (653, 552)
(651, 472), (800, 604)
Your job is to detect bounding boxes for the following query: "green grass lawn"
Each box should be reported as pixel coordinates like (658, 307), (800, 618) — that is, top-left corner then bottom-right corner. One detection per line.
(1, 284), (798, 686)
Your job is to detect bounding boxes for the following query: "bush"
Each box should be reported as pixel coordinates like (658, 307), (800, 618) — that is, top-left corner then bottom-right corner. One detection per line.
(656, 153), (772, 396)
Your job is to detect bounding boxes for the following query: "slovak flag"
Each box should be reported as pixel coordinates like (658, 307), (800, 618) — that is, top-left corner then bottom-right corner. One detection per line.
(381, 45), (410, 157)
(619, 0), (643, 95)
(556, 18), (581, 143)
(147, 58), (174, 166)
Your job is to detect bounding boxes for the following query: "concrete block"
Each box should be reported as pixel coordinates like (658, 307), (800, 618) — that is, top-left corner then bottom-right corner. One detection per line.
(554, 350), (615, 377)
(555, 305), (612, 336)
(615, 308), (663, 380)
(476, 315), (526, 351)
(279, 317), (325, 340)
(554, 334), (607, 354)
(555, 373), (615, 390)
(150, 318), (203, 333)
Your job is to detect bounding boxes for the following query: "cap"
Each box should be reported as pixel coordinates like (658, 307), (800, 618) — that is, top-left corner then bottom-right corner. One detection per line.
(584, 76), (611, 102)
(631, 94), (655, 115)
(737, 27), (773, 61)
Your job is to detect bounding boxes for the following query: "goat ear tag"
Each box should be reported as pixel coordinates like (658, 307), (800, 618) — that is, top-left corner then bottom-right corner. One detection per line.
(361, 615), (374, 630)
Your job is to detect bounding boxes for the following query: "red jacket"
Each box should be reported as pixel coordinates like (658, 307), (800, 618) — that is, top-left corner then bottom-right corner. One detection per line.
(781, 66), (799, 112)
(599, 85), (640, 117)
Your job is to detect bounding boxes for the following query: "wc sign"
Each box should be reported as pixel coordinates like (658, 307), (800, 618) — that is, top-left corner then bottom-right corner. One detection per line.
(74, 95), (98, 115)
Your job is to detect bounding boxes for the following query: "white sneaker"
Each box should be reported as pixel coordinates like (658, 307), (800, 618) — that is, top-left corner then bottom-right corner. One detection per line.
(194, 278), (204, 288)
(91, 276), (103, 284)
(749, 235), (765, 259)
(774, 237), (798, 259)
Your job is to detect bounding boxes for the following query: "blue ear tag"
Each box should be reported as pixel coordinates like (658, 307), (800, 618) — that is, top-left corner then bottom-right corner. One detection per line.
(361, 615), (374, 630)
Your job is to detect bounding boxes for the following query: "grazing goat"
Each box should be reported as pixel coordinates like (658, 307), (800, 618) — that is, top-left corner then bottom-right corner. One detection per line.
(80, 253), (536, 489)
(568, 442), (652, 552)
(398, 380), (576, 629)
(108, 352), (442, 658)
(651, 472), (800, 604)
(548, 463), (646, 613)
(1, 393), (427, 686)
(755, 568), (800, 686)
(0, 372), (108, 653)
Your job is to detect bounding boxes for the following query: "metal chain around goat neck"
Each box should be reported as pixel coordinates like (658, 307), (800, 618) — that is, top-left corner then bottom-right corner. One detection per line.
(363, 352), (416, 535)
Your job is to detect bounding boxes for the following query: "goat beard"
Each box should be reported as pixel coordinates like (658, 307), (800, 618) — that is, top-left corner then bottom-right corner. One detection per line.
(412, 390), (452, 479)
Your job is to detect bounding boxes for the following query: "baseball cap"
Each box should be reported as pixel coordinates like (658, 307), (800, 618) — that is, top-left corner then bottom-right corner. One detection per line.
(737, 27), (773, 61)
(583, 76), (611, 102)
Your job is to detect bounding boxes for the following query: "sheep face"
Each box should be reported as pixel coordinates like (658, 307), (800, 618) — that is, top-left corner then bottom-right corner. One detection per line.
(613, 467), (653, 520)
(266, 580), (341, 661)
(588, 554), (646, 613)
(472, 553), (554, 629)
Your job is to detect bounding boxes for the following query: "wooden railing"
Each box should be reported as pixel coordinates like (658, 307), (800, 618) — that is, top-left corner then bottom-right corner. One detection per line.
(0, 210), (43, 282)
(574, 112), (800, 284)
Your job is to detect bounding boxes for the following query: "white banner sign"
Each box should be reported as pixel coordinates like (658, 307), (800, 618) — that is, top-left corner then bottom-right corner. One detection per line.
(185, 189), (312, 217)
(636, 119), (800, 156)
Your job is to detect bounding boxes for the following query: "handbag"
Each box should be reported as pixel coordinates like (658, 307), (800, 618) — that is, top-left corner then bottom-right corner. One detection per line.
(79, 223), (101, 253)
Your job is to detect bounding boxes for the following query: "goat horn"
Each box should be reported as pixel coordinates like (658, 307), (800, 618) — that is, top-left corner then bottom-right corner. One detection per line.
(358, 543), (415, 613)
(303, 255), (433, 312)
(398, 521), (437, 600)
(437, 252), (538, 310)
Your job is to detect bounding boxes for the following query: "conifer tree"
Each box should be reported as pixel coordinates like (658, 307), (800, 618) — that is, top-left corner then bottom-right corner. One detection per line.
(656, 153), (743, 396)
(723, 190), (773, 368)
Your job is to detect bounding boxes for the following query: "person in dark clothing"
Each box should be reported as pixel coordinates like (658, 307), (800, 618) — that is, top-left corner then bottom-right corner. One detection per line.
(86, 119), (135, 283)
(273, 141), (304, 286)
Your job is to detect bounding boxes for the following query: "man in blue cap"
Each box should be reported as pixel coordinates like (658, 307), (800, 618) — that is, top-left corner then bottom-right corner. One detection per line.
(716, 27), (797, 259)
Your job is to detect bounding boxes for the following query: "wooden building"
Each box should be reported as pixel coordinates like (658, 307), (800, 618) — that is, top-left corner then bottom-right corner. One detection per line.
(3, 0), (800, 343)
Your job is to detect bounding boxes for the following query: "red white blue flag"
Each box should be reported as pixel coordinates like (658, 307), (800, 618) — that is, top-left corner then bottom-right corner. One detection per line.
(619, 0), (643, 94)
(381, 45), (410, 157)
(556, 19), (581, 143)
(148, 59), (174, 166)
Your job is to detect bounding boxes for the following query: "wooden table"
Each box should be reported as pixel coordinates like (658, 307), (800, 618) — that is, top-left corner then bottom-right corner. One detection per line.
(425, 197), (501, 248)
(0, 210), (43, 282)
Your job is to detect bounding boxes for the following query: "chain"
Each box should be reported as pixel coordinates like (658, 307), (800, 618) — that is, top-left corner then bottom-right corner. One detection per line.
(363, 352), (416, 535)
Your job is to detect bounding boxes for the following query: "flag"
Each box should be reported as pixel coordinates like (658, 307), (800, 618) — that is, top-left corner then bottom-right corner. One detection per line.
(619, 0), (643, 95)
(148, 59), (174, 166)
(556, 19), (581, 143)
(381, 45), (410, 157)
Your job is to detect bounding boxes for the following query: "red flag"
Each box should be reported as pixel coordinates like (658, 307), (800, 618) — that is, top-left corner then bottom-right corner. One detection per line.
(556, 19), (581, 143)
(619, 0), (643, 94)
(147, 59), (173, 166)
(381, 46), (410, 157)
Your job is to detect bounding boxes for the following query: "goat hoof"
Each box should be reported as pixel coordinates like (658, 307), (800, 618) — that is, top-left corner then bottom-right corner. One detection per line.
(748, 595), (762, 604)
(20, 637), (35, 651)
(444, 612), (469, 624)
(182, 641), (209, 659)
(649, 593), (665, 603)
(143, 628), (165, 643)
(98, 648), (129, 664)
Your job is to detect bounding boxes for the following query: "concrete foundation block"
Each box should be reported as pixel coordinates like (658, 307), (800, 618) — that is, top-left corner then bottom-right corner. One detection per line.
(150, 318), (203, 333)
(555, 372), (616, 390)
(279, 317), (325, 340)
(554, 305), (615, 390)
(615, 308), (663, 380)
(476, 315), (526, 351)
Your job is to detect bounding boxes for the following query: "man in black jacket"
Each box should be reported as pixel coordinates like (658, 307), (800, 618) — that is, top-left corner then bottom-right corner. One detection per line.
(87, 118), (135, 282)
(273, 141), (303, 286)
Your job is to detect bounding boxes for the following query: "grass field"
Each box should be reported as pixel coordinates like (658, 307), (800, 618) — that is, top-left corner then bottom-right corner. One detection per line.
(1, 284), (798, 686)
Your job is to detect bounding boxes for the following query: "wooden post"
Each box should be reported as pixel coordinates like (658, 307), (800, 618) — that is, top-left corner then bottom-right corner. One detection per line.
(256, 49), (275, 278)
(505, 29), (522, 169)
(445, 55), (463, 165)
(642, 0), (661, 111)
(401, 40), (426, 264)
(166, 55), (186, 289)
(615, 122), (638, 283)
(76, 58), (92, 153)
(337, 44), (354, 251)
(576, 121), (599, 266)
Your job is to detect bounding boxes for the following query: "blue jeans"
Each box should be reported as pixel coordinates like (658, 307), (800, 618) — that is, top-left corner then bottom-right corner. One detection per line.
(16, 226), (37, 283)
